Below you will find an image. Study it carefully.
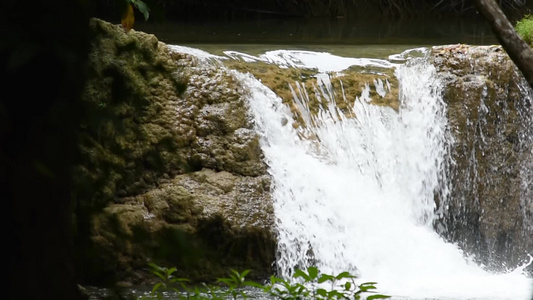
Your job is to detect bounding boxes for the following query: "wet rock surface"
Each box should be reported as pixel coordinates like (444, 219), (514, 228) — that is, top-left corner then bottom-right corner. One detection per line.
(431, 44), (533, 274)
(223, 56), (399, 128)
(75, 19), (275, 286)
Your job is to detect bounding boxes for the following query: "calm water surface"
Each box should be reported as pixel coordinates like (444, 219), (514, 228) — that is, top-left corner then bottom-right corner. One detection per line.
(136, 16), (498, 54)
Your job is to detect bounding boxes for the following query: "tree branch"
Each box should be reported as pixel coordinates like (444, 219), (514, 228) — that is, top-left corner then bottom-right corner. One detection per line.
(473, 0), (533, 88)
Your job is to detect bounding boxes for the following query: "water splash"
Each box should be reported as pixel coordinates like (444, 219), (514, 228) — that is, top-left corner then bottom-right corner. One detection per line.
(231, 53), (533, 299)
(519, 82), (533, 241)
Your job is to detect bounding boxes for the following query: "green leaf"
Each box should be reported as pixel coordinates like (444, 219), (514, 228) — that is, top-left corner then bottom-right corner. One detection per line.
(359, 282), (377, 291)
(335, 271), (355, 280)
(328, 290), (344, 298)
(294, 269), (311, 281)
(151, 282), (163, 294)
(240, 269), (251, 279)
(230, 269), (241, 277)
(169, 277), (189, 285)
(297, 284), (306, 292)
(217, 278), (233, 286)
(307, 266), (319, 279)
(316, 288), (328, 297)
(147, 262), (162, 271)
(344, 281), (352, 290)
(367, 294), (391, 300)
(318, 274), (335, 283)
(243, 280), (265, 289)
(131, 0), (150, 20)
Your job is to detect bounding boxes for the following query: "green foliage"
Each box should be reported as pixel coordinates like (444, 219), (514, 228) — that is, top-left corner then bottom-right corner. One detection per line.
(216, 269), (257, 300)
(129, 0), (150, 21)
(141, 263), (190, 300)
(263, 267), (390, 300)
(121, 0), (150, 32)
(515, 15), (533, 47)
(141, 264), (390, 300)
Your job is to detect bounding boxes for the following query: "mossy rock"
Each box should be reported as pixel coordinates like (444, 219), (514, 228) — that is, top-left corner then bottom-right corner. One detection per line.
(223, 58), (399, 129)
(75, 19), (275, 286)
(82, 169), (274, 285)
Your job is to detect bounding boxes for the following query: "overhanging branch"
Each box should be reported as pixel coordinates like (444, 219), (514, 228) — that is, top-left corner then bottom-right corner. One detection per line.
(473, 0), (533, 88)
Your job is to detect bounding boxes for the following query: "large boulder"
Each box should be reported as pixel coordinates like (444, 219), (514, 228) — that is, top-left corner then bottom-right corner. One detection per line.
(431, 45), (533, 274)
(74, 19), (275, 286)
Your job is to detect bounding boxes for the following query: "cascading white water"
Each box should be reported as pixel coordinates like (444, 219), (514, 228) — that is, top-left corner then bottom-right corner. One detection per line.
(230, 52), (533, 299)
(518, 79), (533, 252)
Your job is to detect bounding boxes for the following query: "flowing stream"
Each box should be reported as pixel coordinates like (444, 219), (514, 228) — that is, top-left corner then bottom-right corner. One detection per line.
(173, 44), (533, 299)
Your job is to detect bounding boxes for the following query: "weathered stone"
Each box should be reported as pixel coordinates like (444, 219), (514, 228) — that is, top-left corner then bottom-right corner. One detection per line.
(87, 168), (275, 282)
(431, 44), (533, 274)
(75, 19), (275, 286)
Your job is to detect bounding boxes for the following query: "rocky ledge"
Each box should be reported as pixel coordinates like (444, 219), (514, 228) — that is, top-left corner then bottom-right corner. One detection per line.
(431, 44), (533, 275)
(74, 19), (275, 286)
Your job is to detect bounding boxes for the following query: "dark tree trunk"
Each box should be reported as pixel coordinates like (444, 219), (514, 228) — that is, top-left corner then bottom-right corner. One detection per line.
(473, 0), (533, 88)
(2, 1), (90, 299)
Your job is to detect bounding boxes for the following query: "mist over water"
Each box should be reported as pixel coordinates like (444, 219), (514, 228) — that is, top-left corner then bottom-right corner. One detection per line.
(230, 52), (532, 299)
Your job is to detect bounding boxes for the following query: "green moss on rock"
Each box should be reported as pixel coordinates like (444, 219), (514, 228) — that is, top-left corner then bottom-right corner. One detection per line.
(223, 59), (399, 129)
(75, 19), (275, 286)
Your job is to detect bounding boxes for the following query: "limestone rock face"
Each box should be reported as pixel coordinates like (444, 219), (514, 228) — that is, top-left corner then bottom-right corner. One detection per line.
(75, 19), (275, 285)
(431, 45), (533, 274)
(223, 57), (399, 129)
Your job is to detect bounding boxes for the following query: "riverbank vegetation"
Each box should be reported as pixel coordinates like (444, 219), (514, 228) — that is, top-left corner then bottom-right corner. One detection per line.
(141, 264), (390, 300)
(515, 14), (533, 47)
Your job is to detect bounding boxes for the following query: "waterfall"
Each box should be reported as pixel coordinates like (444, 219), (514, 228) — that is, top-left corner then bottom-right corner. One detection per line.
(520, 83), (533, 241)
(171, 44), (532, 299)
(230, 52), (533, 299)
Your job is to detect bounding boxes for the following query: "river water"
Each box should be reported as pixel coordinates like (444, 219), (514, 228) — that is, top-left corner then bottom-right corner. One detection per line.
(137, 16), (498, 60)
(128, 18), (533, 300)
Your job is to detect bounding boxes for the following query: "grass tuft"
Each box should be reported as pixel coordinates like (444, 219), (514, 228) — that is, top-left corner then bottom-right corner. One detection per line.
(515, 14), (533, 47)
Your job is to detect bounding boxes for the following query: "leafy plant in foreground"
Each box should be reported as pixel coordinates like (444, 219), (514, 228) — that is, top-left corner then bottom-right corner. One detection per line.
(142, 263), (390, 300)
(216, 269), (259, 299)
(262, 266), (390, 300)
(141, 262), (190, 299)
